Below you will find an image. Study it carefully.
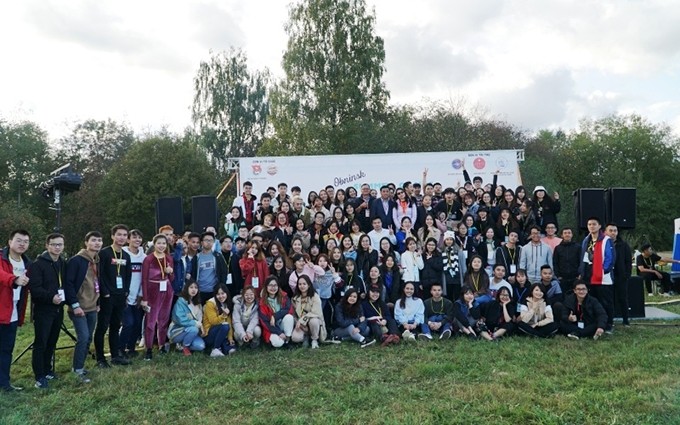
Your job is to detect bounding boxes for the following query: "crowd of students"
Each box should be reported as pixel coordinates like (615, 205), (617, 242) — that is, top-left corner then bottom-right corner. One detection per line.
(2, 169), (676, 392)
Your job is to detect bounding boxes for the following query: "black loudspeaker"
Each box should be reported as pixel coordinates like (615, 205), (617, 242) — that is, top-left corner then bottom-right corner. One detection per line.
(155, 197), (184, 234)
(573, 188), (606, 230)
(614, 276), (645, 318)
(606, 187), (636, 229)
(192, 196), (219, 233)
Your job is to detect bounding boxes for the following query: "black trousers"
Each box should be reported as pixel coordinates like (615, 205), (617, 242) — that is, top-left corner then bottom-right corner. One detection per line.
(639, 271), (673, 294)
(613, 277), (629, 324)
(561, 321), (599, 338)
(589, 285), (614, 328)
(94, 294), (127, 361)
(517, 321), (559, 338)
(32, 306), (63, 380)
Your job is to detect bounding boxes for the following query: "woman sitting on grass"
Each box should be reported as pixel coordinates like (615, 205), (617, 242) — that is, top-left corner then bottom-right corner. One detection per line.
(479, 286), (516, 341)
(232, 286), (261, 348)
(453, 285), (482, 340)
(333, 288), (375, 347)
(202, 283), (236, 357)
(517, 283), (559, 338)
(393, 282), (425, 342)
(291, 275), (326, 349)
(168, 279), (206, 356)
(362, 285), (400, 346)
(259, 276), (295, 348)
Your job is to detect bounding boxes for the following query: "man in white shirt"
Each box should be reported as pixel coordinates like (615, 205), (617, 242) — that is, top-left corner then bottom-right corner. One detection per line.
(367, 217), (396, 251)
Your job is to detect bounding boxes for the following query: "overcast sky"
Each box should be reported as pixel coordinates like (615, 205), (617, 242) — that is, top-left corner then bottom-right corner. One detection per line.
(1, 0), (679, 140)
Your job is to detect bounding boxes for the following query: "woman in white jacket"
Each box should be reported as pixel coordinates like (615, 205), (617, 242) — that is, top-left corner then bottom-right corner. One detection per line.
(400, 237), (424, 290)
(232, 287), (261, 348)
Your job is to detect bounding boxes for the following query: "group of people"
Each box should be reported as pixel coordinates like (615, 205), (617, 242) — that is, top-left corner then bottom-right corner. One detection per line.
(1, 169), (675, 393)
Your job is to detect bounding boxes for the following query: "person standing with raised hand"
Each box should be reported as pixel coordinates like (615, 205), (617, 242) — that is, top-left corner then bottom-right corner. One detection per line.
(0, 230), (31, 392)
(29, 233), (66, 389)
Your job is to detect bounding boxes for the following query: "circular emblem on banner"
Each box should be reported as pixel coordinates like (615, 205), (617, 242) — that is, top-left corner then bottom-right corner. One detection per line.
(251, 164), (262, 175)
(267, 165), (278, 175)
(496, 158), (508, 168)
(451, 159), (463, 170)
(473, 157), (486, 170)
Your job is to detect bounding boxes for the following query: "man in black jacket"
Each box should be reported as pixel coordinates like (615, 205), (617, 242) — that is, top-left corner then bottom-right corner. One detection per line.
(606, 223), (632, 326)
(28, 233), (66, 389)
(553, 227), (581, 296)
(94, 224), (132, 368)
(560, 280), (607, 340)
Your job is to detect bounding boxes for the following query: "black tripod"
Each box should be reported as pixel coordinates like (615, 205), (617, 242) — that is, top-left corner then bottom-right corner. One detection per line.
(13, 322), (78, 366)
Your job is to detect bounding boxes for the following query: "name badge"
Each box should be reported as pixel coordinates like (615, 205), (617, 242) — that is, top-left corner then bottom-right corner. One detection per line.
(226, 274), (233, 285)
(94, 278), (100, 294)
(116, 276), (123, 289)
(58, 289), (65, 302)
(159, 280), (168, 292)
(577, 321), (584, 329)
(13, 287), (21, 302)
(252, 277), (259, 288)
(505, 236), (509, 243)
(516, 304), (522, 313)
(365, 209), (370, 218)
(510, 264), (517, 274)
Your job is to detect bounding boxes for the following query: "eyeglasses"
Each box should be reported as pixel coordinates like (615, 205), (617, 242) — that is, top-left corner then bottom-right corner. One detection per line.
(14, 239), (30, 245)
(48, 243), (64, 247)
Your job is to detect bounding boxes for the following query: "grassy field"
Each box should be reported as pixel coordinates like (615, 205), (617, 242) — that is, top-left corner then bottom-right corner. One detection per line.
(2, 314), (680, 425)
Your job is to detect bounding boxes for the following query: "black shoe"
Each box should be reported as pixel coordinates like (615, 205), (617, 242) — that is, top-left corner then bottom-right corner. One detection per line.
(144, 349), (153, 361)
(45, 372), (58, 380)
(159, 344), (170, 354)
(96, 360), (111, 369)
(2, 385), (24, 392)
(111, 357), (131, 366)
(360, 338), (376, 348)
(125, 350), (139, 359)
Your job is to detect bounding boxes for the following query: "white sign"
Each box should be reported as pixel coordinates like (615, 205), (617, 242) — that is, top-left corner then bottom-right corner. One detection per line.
(237, 150), (522, 199)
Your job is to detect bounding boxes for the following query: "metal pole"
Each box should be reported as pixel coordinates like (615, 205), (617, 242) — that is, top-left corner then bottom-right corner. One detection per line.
(54, 188), (62, 233)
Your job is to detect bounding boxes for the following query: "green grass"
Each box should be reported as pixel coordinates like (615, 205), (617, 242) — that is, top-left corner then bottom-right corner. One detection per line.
(2, 320), (680, 425)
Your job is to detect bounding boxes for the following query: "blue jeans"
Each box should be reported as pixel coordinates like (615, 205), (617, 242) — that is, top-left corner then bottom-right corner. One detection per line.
(421, 315), (452, 335)
(169, 326), (205, 351)
(119, 304), (144, 353)
(333, 322), (369, 342)
(69, 311), (97, 372)
(204, 324), (233, 352)
(0, 322), (18, 388)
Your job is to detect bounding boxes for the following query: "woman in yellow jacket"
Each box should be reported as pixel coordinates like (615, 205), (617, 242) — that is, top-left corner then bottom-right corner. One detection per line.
(203, 283), (236, 357)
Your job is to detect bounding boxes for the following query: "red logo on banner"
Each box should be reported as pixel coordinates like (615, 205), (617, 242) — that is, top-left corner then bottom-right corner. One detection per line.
(252, 164), (262, 175)
(473, 157), (486, 170)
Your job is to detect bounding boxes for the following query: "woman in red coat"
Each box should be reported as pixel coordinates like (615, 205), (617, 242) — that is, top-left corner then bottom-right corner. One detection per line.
(239, 241), (270, 291)
(258, 276), (294, 348)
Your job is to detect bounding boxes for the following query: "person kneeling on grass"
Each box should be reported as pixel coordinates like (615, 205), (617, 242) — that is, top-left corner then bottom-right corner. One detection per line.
(291, 275), (327, 349)
(168, 280), (206, 356)
(394, 282), (425, 342)
(333, 288), (375, 348)
(258, 276), (295, 348)
(453, 286), (482, 340)
(232, 286), (261, 349)
(420, 282), (455, 341)
(362, 285), (400, 346)
(480, 286), (516, 341)
(517, 283), (559, 338)
(560, 280), (606, 340)
(203, 284), (237, 358)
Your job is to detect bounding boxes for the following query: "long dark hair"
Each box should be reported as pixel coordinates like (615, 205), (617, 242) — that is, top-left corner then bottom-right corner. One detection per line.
(399, 282), (418, 309)
(260, 275), (285, 306)
(340, 288), (362, 317)
(180, 279), (201, 305)
(214, 283), (233, 311)
(294, 274), (317, 298)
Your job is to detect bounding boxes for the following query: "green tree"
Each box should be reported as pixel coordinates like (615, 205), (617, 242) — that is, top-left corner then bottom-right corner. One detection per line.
(192, 49), (270, 171)
(97, 136), (221, 238)
(0, 120), (56, 212)
(0, 201), (49, 259)
(264, 0), (389, 155)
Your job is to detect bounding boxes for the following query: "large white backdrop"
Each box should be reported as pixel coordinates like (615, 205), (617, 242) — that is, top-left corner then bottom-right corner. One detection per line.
(237, 150), (522, 198)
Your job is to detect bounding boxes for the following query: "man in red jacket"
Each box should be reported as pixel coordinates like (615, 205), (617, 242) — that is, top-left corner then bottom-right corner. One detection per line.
(0, 229), (32, 392)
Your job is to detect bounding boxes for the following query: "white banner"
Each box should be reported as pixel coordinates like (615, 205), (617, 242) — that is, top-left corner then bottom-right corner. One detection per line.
(237, 150), (522, 198)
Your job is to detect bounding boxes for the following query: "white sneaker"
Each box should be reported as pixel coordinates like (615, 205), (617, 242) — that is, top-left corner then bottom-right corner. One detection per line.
(311, 340), (319, 349)
(210, 348), (225, 358)
(402, 330), (412, 340)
